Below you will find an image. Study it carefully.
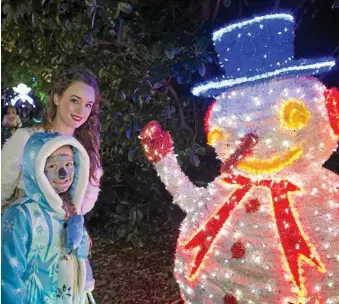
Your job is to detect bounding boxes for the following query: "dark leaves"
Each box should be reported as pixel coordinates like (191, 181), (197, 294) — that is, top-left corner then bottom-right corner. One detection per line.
(164, 42), (181, 59)
(128, 148), (136, 161)
(118, 2), (133, 14)
(189, 154), (200, 167)
(198, 62), (206, 77)
(223, 0), (232, 8)
(126, 127), (132, 139)
(195, 38), (210, 54)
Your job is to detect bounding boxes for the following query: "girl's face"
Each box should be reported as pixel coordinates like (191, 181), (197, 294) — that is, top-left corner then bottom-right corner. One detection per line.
(44, 145), (75, 194)
(54, 81), (95, 130)
(7, 108), (16, 119)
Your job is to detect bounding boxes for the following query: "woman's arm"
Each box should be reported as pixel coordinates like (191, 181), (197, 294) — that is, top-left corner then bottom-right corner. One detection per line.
(81, 167), (103, 215)
(1, 205), (30, 303)
(1, 129), (31, 207)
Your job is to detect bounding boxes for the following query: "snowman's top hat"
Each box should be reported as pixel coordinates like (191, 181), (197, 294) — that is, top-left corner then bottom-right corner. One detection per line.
(191, 13), (336, 97)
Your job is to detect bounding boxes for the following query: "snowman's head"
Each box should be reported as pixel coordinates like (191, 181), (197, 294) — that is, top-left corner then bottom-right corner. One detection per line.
(205, 76), (338, 175)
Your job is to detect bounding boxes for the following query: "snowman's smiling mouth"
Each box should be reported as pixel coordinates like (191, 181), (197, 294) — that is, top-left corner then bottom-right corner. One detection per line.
(237, 145), (303, 174)
(219, 133), (303, 174)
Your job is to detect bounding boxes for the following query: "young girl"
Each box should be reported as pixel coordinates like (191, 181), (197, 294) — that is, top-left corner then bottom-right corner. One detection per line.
(1, 67), (102, 214)
(2, 106), (22, 128)
(2, 132), (95, 303)
(2, 106), (22, 138)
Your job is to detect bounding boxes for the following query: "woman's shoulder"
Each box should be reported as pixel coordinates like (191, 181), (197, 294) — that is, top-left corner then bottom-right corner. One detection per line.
(15, 127), (35, 137)
(2, 128), (31, 153)
(4, 127), (43, 146)
(18, 126), (45, 136)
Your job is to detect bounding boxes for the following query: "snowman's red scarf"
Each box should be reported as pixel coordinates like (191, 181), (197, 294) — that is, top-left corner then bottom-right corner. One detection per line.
(182, 173), (326, 295)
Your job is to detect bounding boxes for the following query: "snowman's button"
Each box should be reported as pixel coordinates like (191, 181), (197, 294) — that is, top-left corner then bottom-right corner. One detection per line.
(224, 293), (238, 304)
(231, 241), (246, 259)
(245, 199), (261, 213)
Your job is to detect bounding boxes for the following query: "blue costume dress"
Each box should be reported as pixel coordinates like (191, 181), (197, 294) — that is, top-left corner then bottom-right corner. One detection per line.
(2, 132), (95, 304)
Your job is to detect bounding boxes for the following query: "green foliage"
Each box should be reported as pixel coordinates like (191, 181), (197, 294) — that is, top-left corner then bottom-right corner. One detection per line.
(3, 0), (335, 248)
(2, 0), (222, 244)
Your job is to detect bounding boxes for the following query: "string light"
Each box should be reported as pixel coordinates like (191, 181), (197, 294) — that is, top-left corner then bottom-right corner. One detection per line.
(11, 83), (34, 106)
(192, 62), (335, 96)
(140, 11), (338, 304)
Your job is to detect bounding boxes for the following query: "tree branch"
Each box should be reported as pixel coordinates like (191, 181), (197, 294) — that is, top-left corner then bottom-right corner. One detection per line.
(117, 19), (124, 43)
(192, 97), (198, 142)
(166, 79), (194, 136)
(212, 0), (221, 20)
(294, 0), (312, 32)
(202, 0), (210, 20)
(83, 40), (137, 52)
(332, 43), (339, 56)
(239, 0), (242, 18)
(293, 0), (310, 15)
(273, 0), (280, 10)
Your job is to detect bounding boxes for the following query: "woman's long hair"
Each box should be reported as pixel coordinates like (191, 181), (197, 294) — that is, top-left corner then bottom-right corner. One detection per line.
(42, 67), (101, 186)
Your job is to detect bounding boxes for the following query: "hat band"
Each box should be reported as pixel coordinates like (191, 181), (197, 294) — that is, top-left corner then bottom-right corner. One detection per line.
(192, 60), (335, 96)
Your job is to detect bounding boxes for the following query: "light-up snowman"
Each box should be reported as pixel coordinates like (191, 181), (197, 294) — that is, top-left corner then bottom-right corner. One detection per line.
(140, 13), (339, 304)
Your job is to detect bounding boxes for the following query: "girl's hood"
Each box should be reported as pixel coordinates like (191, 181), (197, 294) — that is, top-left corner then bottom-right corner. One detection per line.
(23, 132), (89, 216)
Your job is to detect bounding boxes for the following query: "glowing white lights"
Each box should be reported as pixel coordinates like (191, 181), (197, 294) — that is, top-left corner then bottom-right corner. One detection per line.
(165, 76), (338, 302)
(11, 83), (34, 106)
(143, 11), (339, 304)
(282, 140), (290, 148)
(213, 13), (294, 41)
(192, 61), (335, 96)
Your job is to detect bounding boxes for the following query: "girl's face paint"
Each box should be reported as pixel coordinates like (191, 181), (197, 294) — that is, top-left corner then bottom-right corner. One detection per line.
(44, 146), (75, 193)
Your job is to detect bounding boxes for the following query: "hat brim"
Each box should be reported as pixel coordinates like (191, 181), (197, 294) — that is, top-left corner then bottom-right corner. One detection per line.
(191, 58), (336, 97)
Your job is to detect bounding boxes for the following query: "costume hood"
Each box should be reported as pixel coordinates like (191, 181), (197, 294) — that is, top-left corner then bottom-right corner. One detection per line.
(23, 132), (89, 216)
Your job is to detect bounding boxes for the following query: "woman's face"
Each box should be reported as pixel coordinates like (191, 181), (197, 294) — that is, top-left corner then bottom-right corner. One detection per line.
(54, 81), (95, 130)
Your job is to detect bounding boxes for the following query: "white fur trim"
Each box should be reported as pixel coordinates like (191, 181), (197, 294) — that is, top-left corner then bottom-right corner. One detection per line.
(78, 259), (86, 294)
(191, 61), (336, 96)
(35, 136), (90, 214)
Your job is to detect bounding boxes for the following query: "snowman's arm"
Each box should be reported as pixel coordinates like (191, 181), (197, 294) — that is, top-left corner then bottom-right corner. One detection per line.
(153, 151), (208, 213)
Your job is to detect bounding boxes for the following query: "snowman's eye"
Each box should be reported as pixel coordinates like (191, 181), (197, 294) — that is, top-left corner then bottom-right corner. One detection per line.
(207, 128), (226, 146)
(280, 99), (311, 130)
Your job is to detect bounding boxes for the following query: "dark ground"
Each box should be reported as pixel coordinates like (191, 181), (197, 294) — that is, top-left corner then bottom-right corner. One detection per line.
(90, 215), (184, 304)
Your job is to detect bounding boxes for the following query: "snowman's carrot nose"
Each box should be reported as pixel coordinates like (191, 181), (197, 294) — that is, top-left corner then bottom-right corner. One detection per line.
(241, 132), (258, 149)
(221, 132), (258, 172)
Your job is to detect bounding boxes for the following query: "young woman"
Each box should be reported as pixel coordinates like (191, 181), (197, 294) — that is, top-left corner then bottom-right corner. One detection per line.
(1, 67), (103, 214)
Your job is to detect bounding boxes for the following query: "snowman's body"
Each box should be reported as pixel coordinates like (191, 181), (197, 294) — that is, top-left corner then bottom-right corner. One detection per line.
(140, 13), (338, 304)
(153, 77), (339, 304)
